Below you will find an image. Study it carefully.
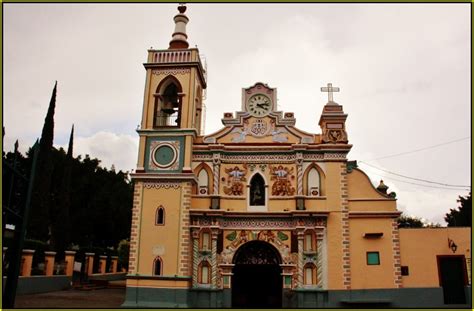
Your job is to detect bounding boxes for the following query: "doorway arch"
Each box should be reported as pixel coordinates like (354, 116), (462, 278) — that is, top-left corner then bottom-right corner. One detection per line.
(231, 240), (282, 308)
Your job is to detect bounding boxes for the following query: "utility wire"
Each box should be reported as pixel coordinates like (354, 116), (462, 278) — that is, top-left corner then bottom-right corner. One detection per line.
(361, 166), (471, 191)
(364, 136), (470, 161)
(359, 161), (470, 188)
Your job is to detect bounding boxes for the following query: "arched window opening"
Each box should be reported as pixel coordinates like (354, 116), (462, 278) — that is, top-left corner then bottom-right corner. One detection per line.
(198, 169), (209, 195)
(307, 168), (321, 196)
(304, 231), (316, 252)
(156, 206), (165, 225)
(200, 231), (211, 251)
(198, 261), (211, 284)
(304, 264), (316, 285)
(249, 174), (265, 206)
(154, 79), (182, 127)
(153, 257), (163, 276)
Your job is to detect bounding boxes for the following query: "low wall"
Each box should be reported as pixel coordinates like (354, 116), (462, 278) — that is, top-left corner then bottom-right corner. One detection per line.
(2, 275), (72, 295)
(122, 286), (472, 308)
(89, 272), (127, 281)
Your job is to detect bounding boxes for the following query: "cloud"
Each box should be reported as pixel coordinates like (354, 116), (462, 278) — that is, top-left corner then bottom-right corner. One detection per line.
(72, 132), (138, 172)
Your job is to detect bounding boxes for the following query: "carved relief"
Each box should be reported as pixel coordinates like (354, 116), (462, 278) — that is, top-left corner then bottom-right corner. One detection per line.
(218, 229), (295, 265)
(270, 165), (296, 196)
(222, 165), (248, 196)
(230, 119), (289, 143)
(322, 128), (348, 143)
(152, 68), (191, 76)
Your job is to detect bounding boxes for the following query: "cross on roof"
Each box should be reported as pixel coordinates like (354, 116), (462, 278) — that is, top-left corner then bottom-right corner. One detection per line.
(320, 83), (340, 103)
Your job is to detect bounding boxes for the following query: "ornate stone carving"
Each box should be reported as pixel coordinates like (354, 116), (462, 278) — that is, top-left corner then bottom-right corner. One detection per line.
(144, 182), (181, 189)
(152, 68), (191, 76)
(322, 128), (348, 144)
(222, 165), (248, 196)
(270, 165), (296, 196)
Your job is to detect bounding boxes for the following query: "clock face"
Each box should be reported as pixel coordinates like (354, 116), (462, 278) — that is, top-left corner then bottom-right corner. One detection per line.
(247, 94), (272, 117)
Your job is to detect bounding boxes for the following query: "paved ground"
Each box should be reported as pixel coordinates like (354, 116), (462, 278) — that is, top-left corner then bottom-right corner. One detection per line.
(14, 288), (126, 308)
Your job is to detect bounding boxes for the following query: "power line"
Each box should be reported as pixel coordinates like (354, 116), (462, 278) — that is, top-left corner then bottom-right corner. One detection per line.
(360, 166), (471, 191)
(359, 161), (470, 188)
(364, 136), (470, 161)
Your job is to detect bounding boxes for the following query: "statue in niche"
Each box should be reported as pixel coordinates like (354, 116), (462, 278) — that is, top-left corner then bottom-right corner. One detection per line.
(223, 165), (247, 196)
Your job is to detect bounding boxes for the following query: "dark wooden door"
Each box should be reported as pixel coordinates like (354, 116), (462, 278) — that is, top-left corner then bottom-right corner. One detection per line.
(231, 241), (282, 308)
(438, 256), (467, 304)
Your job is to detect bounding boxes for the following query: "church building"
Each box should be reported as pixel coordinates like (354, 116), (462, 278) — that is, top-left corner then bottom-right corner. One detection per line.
(123, 5), (471, 308)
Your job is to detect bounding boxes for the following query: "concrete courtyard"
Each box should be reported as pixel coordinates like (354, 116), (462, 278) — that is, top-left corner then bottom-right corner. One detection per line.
(14, 288), (126, 308)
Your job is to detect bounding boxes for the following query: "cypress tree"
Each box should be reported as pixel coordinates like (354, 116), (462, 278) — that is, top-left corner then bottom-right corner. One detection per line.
(50, 125), (74, 252)
(27, 82), (57, 241)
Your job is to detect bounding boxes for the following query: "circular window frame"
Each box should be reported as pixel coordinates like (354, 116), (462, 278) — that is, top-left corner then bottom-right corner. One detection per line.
(152, 142), (178, 169)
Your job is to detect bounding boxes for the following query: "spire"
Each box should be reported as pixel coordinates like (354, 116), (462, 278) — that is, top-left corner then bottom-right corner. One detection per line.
(67, 124), (74, 158)
(169, 3), (189, 49)
(40, 81), (57, 149)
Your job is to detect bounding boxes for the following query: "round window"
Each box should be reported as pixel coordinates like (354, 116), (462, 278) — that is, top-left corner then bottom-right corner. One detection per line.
(152, 143), (178, 168)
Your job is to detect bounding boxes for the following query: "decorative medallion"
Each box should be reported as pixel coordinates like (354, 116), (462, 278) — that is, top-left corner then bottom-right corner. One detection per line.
(149, 140), (180, 170)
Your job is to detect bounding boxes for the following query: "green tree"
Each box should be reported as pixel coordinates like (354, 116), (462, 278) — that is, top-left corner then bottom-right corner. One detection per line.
(445, 192), (472, 227)
(397, 214), (425, 228)
(28, 82), (57, 241)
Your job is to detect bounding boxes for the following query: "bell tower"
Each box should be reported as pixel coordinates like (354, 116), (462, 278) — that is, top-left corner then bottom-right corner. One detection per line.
(128, 3), (207, 293)
(136, 4), (206, 173)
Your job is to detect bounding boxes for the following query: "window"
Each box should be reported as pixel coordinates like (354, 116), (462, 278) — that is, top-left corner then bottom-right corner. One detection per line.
(304, 264), (316, 285)
(304, 231), (316, 252)
(153, 257), (163, 275)
(401, 266), (409, 276)
(201, 231), (210, 251)
(198, 262), (211, 284)
(198, 169), (209, 195)
(367, 252), (380, 265)
(304, 165), (325, 196)
(249, 174), (265, 206)
(156, 206), (165, 225)
(307, 167), (321, 196)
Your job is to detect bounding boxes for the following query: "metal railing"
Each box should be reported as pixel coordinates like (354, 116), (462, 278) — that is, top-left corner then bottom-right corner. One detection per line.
(154, 112), (180, 127)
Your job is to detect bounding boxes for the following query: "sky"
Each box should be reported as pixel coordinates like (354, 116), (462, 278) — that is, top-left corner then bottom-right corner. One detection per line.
(4, 3), (471, 225)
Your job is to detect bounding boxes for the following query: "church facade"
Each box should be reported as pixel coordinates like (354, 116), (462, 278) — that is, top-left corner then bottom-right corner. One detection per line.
(123, 6), (471, 308)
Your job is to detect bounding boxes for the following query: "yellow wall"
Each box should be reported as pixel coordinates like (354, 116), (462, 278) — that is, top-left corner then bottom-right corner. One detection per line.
(399, 227), (471, 288)
(325, 212), (344, 289)
(349, 218), (397, 289)
(136, 185), (183, 276)
(347, 168), (386, 199)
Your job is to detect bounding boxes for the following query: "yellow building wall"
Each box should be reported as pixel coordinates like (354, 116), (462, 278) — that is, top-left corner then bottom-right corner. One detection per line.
(348, 200), (396, 212)
(349, 218), (397, 289)
(136, 185), (183, 277)
(399, 227), (471, 288)
(347, 168), (386, 199)
(326, 212), (344, 289)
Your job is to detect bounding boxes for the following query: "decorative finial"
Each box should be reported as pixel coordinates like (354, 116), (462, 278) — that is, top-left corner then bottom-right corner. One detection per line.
(169, 2), (190, 49)
(377, 180), (389, 194)
(178, 3), (187, 14)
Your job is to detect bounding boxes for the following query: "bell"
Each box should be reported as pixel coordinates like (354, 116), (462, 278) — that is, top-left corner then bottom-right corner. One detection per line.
(161, 101), (175, 114)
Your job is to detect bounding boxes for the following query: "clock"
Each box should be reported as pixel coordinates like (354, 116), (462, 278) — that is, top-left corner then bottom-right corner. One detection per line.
(247, 94), (272, 117)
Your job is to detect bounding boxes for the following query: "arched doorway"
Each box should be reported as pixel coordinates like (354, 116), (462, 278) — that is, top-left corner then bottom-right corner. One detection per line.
(231, 240), (282, 308)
